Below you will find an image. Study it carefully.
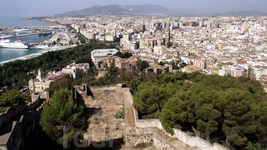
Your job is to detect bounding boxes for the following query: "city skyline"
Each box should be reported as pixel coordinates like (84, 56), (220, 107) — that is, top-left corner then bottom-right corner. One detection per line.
(1, 0), (267, 16)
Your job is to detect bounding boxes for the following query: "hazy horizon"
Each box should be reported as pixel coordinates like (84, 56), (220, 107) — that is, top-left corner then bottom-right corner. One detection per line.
(1, 0), (267, 16)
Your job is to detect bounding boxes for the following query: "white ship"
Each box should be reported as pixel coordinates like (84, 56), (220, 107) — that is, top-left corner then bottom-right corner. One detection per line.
(0, 39), (28, 49)
(35, 44), (49, 50)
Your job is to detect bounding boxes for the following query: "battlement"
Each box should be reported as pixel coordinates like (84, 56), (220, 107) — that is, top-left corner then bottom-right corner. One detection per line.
(0, 91), (47, 150)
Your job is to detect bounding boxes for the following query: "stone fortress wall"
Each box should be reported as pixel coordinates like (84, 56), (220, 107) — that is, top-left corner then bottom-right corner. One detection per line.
(0, 84), (229, 150)
(0, 92), (47, 150)
(0, 86), (86, 150)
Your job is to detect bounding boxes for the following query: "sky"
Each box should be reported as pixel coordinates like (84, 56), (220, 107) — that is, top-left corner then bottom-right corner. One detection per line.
(0, 0), (267, 16)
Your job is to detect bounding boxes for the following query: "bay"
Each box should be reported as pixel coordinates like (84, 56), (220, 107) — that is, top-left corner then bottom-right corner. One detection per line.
(0, 16), (54, 63)
(0, 16), (53, 28)
(0, 35), (50, 63)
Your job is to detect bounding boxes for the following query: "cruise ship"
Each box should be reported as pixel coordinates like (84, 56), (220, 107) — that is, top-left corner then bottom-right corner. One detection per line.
(0, 39), (28, 49)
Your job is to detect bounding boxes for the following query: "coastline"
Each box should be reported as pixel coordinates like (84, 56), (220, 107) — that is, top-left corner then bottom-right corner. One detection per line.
(0, 16), (55, 28)
(0, 16), (66, 64)
(23, 16), (61, 28)
(0, 44), (77, 66)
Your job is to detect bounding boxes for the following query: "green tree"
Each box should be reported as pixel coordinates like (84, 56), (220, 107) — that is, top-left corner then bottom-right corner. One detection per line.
(222, 89), (257, 149)
(103, 63), (119, 84)
(40, 89), (85, 149)
(126, 79), (140, 95)
(194, 90), (221, 138)
(133, 84), (166, 118)
(114, 51), (133, 58)
(246, 142), (267, 150)
(135, 59), (143, 71)
(170, 60), (179, 70)
(179, 62), (187, 69)
(0, 89), (27, 107)
(255, 101), (267, 147)
(159, 61), (165, 66)
(160, 91), (196, 134)
(48, 77), (72, 96)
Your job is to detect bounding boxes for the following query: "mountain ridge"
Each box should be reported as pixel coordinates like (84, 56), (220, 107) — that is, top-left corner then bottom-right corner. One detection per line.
(213, 10), (267, 17)
(58, 4), (177, 17)
(56, 5), (267, 17)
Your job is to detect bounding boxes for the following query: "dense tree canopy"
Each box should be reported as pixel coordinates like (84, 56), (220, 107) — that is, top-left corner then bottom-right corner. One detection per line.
(131, 72), (267, 150)
(114, 51), (133, 58)
(133, 84), (166, 118)
(40, 89), (85, 149)
(48, 77), (72, 96)
(0, 89), (27, 107)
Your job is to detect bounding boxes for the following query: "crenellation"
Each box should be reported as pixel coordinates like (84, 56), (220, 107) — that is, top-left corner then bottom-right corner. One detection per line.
(0, 92), (46, 150)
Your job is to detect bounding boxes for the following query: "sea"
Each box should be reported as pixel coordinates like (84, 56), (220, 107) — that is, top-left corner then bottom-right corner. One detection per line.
(0, 16), (54, 63)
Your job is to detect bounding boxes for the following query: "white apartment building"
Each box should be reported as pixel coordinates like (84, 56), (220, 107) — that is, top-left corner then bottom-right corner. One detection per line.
(62, 62), (89, 79)
(91, 49), (118, 68)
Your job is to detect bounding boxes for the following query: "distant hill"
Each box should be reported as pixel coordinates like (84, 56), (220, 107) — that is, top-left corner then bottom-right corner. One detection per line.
(213, 10), (267, 16)
(58, 4), (177, 17)
(122, 4), (175, 14)
(57, 5), (267, 17)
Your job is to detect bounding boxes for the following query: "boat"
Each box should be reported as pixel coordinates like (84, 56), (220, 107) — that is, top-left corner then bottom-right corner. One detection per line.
(0, 39), (28, 49)
(0, 35), (13, 39)
(35, 44), (49, 50)
(38, 32), (52, 37)
(13, 29), (35, 37)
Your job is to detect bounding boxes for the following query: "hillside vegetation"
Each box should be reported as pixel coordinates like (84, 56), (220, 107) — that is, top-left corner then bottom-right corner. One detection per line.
(130, 72), (267, 150)
(0, 40), (116, 89)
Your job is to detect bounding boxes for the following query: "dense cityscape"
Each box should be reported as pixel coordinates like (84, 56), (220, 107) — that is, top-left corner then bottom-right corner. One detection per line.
(31, 15), (267, 91)
(0, 2), (267, 150)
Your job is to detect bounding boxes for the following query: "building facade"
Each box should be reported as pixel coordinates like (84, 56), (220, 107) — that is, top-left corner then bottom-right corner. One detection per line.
(91, 49), (118, 68)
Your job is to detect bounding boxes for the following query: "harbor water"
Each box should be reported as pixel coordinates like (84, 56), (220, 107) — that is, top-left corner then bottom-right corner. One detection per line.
(0, 16), (53, 28)
(0, 16), (63, 149)
(0, 35), (50, 63)
(0, 16), (53, 63)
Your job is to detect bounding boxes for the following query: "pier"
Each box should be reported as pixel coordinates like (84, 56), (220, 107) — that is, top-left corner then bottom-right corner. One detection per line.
(38, 32), (52, 37)
(0, 33), (39, 39)
(0, 26), (53, 39)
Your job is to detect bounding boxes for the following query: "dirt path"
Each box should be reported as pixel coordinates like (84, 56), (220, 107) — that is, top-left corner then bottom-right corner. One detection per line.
(79, 86), (198, 150)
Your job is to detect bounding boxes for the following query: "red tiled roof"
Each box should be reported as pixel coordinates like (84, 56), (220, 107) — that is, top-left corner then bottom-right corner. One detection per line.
(51, 74), (69, 81)
(34, 79), (40, 82)
(225, 62), (234, 65)
(237, 59), (247, 64)
(45, 74), (54, 79)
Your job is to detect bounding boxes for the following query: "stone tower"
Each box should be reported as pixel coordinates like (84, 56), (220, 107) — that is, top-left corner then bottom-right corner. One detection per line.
(37, 69), (42, 81)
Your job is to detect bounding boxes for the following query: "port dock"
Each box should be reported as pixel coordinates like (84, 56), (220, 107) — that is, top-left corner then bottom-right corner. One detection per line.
(0, 33), (38, 39)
